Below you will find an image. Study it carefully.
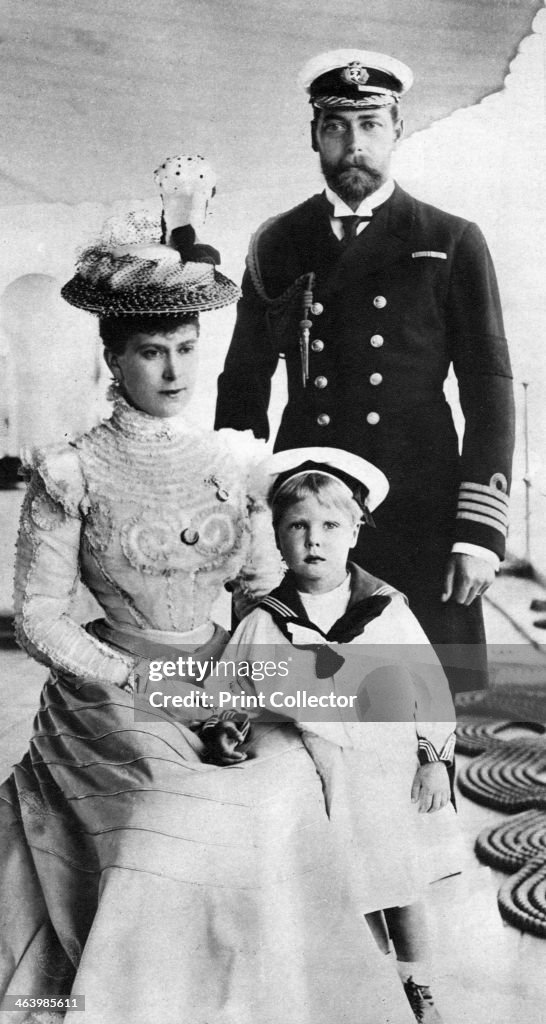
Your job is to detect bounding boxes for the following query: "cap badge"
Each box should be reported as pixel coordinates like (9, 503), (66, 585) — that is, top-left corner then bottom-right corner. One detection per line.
(342, 62), (370, 88)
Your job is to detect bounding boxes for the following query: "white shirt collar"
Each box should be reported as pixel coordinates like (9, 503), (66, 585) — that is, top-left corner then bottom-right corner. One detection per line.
(325, 178), (395, 218)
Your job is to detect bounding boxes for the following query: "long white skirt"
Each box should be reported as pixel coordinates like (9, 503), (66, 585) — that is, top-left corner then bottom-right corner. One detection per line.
(0, 673), (414, 1024)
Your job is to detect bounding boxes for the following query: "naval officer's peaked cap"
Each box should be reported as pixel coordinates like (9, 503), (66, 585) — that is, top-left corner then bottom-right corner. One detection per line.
(299, 49), (413, 109)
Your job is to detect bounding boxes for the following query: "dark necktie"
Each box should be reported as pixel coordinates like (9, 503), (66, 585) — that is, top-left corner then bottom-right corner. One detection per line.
(339, 214), (372, 244)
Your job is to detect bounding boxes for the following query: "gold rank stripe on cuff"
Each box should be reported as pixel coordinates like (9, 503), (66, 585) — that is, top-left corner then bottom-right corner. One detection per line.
(411, 251), (447, 259)
(418, 732), (456, 764)
(456, 482), (509, 536)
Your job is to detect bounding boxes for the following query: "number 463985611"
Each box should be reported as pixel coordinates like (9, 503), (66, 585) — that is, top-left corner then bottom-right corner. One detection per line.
(0, 995), (85, 1011)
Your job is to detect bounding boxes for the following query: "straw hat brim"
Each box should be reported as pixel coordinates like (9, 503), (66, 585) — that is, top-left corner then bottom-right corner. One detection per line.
(61, 271), (241, 316)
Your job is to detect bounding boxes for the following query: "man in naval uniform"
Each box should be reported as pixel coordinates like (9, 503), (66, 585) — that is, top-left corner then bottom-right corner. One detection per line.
(215, 50), (515, 692)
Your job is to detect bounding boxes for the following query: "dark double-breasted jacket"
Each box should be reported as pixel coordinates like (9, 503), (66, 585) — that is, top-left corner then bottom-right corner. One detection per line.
(215, 185), (515, 563)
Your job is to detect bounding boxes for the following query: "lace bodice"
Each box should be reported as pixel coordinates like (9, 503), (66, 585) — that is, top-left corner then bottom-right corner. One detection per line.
(14, 397), (253, 686)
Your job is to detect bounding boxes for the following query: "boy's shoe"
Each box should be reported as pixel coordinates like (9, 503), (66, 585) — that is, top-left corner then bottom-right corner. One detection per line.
(403, 977), (443, 1023)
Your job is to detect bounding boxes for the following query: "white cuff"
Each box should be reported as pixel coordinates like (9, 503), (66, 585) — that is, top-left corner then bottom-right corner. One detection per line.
(451, 543), (500, 571)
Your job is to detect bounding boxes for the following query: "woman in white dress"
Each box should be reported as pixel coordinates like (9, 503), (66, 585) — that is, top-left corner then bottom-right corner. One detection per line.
(0, 177), (414, 1024)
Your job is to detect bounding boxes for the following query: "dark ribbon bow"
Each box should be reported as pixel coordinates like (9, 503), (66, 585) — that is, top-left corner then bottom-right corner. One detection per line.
(163, 223), (221, 265)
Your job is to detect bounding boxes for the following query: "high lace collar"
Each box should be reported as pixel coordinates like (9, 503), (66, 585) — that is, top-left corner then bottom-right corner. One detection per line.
(110, 393), (191, 440)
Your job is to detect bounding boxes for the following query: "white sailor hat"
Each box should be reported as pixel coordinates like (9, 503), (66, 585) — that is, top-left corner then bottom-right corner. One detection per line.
(299, 49), (413, 110)
(266, 447), (389, 519)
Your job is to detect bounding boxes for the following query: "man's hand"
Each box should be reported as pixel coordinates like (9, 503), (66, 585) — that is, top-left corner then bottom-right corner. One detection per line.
(201, 720), (249, 766)
(441, 553), (495, 605)
(411, 762), (450, 813)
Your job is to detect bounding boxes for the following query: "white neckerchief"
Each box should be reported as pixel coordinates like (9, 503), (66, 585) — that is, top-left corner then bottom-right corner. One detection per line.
(325, 179), (395, 240)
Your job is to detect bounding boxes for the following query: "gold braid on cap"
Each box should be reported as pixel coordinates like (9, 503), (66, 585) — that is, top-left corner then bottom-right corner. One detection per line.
(312, 93), (397, 109)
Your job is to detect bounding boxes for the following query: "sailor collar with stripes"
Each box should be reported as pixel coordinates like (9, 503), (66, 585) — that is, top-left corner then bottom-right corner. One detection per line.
(259, 562), (393, 678)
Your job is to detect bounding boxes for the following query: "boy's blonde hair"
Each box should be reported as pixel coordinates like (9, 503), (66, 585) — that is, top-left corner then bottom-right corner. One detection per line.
(269, 472), (363, 532)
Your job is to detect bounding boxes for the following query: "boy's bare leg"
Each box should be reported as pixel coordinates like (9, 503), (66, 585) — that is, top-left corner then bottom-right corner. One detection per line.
(384, 902), (428, 962)
(365, 910), (390, 954)
(384, 903), (443, 1024)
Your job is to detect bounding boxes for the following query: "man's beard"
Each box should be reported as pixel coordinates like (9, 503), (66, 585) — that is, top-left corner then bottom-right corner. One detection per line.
(320, 157), (383, 205)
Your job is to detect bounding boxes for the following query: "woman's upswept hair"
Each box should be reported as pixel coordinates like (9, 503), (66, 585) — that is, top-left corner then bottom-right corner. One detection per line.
(269, 472), (363, 532)
(99, 313), (199, 355)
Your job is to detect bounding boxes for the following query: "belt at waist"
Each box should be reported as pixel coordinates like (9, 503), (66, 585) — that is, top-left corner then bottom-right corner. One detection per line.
(87, 618), (230, 667)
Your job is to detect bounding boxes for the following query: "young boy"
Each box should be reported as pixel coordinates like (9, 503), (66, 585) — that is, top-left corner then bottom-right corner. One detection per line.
(203, 447), (461, 1024)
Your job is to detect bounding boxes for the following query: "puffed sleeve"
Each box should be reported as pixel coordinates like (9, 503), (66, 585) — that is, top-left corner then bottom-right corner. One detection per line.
(14, 446), (135, 687)
(447, 222), (515, 558)
(217, 430), (283, 596)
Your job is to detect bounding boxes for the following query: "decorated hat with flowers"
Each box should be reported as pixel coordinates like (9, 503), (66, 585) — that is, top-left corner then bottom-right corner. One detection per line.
(61, 157), (240, 317)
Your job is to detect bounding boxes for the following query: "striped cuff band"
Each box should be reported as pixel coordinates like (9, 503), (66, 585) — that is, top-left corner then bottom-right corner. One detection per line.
(418, 732), (456, 765)
(456, 480), (509, 536)
(200, 710), (251, 739)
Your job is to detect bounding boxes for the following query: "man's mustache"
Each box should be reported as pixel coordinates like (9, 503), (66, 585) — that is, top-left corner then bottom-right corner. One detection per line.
(338, 160), (372, 172)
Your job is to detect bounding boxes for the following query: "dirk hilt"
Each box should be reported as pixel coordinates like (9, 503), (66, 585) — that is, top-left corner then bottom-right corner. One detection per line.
(299, 273), (316, 388)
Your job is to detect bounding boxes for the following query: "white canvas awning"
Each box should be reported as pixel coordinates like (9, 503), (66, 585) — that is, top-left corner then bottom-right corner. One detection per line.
(0, 0), (543, 207)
